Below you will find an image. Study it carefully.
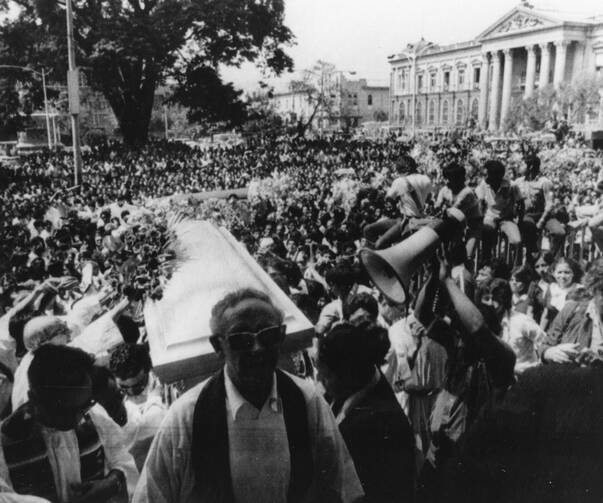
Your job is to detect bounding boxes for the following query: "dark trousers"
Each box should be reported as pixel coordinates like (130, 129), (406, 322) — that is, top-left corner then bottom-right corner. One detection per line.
(518, 213), (566, 259)
(480, 219), (521, 263)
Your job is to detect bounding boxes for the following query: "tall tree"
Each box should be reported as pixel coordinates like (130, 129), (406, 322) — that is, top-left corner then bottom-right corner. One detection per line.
(241, 88), (284, 138)
(289, 60), (338, 137)
(0, 0), (293, 144)
(505, 76), (603, 132)
(0, 16), (65, 137)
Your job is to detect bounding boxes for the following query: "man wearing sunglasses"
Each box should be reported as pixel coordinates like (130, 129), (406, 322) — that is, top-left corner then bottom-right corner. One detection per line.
(0, 345), (138, 503)
(134, 287), (363, 503)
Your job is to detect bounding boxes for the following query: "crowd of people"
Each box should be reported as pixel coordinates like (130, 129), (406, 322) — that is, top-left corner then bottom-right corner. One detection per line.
(1, 130), (603, 502)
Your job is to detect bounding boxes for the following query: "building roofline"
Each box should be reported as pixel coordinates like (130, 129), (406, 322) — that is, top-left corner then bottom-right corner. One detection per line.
(272, 90), (307, 97)
(388, 3), (603, 66)
(388, 40), (481, 63)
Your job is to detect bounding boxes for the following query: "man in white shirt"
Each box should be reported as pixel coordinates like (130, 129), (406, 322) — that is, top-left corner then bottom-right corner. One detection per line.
(475, 160), (523, 262)
(109, 342), (167, 471)
(0, 344), (138, 503)
(133, 287), (363, 503)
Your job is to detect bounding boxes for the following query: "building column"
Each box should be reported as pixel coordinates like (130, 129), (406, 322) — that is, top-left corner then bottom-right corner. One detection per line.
(524, 45), (537, 98)
(488, 51), (502, 131)
(478, 53), (489, 128)
(500, 48), (514, 128)
(539, 42), (551, 89)
(553, 40), (569, 87)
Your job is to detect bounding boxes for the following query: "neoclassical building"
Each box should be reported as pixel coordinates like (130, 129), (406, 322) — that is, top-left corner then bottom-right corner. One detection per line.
(388, 3), (603, 131)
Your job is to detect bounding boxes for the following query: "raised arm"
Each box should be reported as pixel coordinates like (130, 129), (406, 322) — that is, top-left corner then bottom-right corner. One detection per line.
(442, 276), (515, 388)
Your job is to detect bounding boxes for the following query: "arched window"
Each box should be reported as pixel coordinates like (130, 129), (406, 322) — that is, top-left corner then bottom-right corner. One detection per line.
(399, 102), (406, 123)
(471, 98), (479, 119)
(416, 101), (423, 126)
(442, 100), (449, 124)
(456, 99), (465, 125)
(428, 100), (436, 125)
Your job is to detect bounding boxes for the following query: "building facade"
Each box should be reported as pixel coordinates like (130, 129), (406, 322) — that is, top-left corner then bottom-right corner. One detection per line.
(271, 90), (316, 127)
(358, 81), (390, 122)
(272, 73), (389, 130)
(389, 4), (603, 132)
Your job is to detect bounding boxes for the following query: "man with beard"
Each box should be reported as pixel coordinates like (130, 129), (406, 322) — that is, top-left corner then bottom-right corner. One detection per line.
(134, 288), (363, 503)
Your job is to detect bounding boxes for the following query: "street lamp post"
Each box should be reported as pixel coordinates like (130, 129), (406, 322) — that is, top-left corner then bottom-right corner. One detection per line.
(0, 65), (53, 149)
(66, 0), (83, 185)
(40, 68), (52, 150)
(399, 38), (435, 138)
(163, 105), (169, 139)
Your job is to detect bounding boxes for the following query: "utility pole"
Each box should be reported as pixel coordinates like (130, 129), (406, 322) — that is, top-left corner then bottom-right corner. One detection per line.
(400, 38), (434, 139)
(163, 105), (168, 139)
(41, 69), (52, 149)
(65, 0), (82, 185)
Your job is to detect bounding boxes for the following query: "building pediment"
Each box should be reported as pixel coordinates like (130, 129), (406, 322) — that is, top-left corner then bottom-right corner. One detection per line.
(477, 6), (558, 41)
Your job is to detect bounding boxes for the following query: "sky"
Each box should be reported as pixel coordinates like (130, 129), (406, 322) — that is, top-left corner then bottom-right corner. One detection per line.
(221, 0), (603, 94)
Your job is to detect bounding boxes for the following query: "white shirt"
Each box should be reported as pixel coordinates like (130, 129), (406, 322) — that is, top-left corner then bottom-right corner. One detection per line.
(11, 352), (33, 410)
(548, 283), (573, 312)
(224, 370), (289, 503)
(0, 309), (19, 373)
(382, 317), (418, 413)
(0, 405), (139, 503)
(122, 389), (167, 468)
(502, 311), (546, 373)
(586, 300), (603, 355)
(133, 369), (364, 503)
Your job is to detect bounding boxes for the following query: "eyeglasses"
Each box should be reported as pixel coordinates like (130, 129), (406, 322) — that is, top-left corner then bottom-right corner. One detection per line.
(223, 325), (286, 352)
(118, 373), (149, 397)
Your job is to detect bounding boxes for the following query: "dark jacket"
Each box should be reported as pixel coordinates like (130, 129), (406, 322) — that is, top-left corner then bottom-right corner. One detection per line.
(539, 300), (592, 359)
(444, 363), (603, 503)
(339, 374), (415, 503)
(1, 404), (105, 501)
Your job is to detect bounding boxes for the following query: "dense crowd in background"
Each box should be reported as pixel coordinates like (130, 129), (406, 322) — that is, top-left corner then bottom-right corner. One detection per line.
(2, 129), (603, 502)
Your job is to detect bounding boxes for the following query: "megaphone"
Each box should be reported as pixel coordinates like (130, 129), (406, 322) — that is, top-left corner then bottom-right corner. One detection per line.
(360, 208), (465, 305)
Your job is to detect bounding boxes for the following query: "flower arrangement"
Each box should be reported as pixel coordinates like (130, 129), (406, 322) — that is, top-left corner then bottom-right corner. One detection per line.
(410, 142), (440, 176)
(329, 178), (361, 215)
(248, 172), (294, 203)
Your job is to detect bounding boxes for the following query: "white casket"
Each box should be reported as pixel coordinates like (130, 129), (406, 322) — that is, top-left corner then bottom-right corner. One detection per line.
(144, 220), (314, 384)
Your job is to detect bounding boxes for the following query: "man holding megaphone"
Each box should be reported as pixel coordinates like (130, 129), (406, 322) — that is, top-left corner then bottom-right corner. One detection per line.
(359, 205), (515, 503)
(413, 258), (516, 503)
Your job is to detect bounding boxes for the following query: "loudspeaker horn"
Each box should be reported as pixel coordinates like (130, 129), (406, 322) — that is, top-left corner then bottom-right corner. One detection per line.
(360, 209), (465, 305)
(359, 226), (441, 305)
